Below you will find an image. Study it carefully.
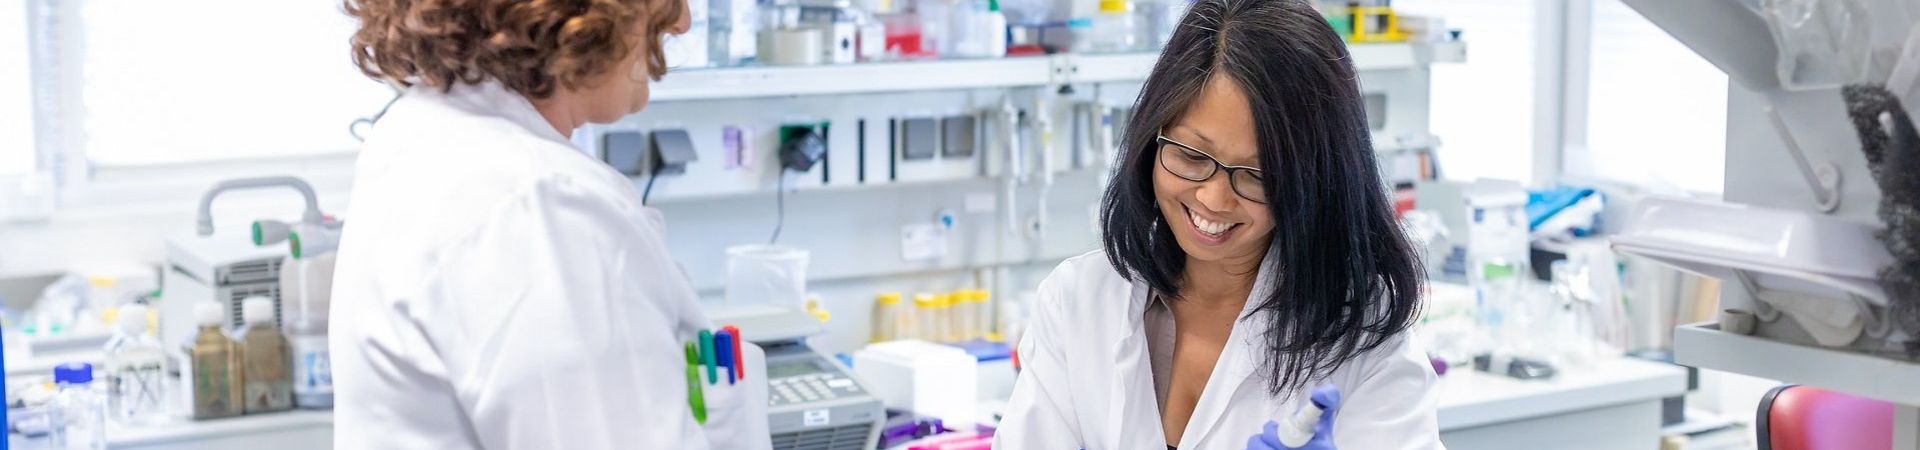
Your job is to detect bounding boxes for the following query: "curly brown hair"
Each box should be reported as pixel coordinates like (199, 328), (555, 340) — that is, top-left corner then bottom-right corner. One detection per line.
(345, 0), (685, 99)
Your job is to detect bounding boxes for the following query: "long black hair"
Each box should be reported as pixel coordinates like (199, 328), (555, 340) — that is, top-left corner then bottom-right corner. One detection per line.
(1099, 0), (1423, 395)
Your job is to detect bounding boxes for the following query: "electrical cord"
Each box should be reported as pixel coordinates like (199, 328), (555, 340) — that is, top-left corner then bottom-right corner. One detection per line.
(769, 171), (788, 244)
(642, 170), (659, 205)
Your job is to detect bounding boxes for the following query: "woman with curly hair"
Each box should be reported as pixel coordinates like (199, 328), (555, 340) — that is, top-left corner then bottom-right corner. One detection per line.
(328, 0), (770, 448)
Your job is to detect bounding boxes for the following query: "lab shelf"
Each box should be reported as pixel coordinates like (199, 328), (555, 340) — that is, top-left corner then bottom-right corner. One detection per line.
(1672, 322), (1920, 406)
(650, 43), (1453, 102)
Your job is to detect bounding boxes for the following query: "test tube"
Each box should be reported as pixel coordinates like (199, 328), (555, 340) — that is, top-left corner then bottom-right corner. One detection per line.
(873, 293), (904, 342)
(936, 293), (956, 342)
(974, 289), (995, 341)
(913, 293), (938, 342)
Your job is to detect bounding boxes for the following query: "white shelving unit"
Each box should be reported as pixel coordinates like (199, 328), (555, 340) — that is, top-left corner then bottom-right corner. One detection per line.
(1673, 323), (1920, 405)
(651, 42), (1462, 102)
(1674, 323), (1920, 447)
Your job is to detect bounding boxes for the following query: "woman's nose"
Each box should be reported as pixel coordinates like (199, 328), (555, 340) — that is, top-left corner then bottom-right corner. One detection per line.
(1194, 176), (1239, 213)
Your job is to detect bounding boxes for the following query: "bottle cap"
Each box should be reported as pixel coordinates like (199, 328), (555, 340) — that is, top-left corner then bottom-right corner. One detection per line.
(877, 293), (903, 306)
(242, 297), (276, 325)
(913, 293), (938, 308)
(196, 302), (226, 327)
(53, 363), (93, 385)
(1098, 0), (1129, 13)
(117, 304), (150, 335)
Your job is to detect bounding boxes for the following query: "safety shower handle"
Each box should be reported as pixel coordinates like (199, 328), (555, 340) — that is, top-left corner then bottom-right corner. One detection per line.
(196, 176), (323, 236)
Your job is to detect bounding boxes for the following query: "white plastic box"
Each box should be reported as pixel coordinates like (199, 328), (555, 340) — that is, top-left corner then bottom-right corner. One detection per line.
(851, 340), (978, 426)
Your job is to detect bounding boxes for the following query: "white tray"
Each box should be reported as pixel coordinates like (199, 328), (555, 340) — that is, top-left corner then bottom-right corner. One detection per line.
(1610, 197), (1893, 304)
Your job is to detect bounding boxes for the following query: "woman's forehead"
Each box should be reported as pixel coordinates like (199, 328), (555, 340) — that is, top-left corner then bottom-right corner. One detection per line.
(1169, 76), (1259, 163)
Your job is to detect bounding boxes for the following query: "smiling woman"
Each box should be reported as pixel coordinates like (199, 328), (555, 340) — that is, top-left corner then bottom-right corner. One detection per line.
(995, 0), (1439, 448)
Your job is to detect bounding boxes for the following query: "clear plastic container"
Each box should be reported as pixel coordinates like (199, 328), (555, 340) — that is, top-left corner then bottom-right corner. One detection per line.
(1089, 0), (1137, 52)
(724, 245), (811, 310)
(949, 292), (972, 342)
(913, 294), (940, 342)
(872, 293), (906, 342)
(104, 304), (166, 426)
(972, 289), (995, 341)
(281, 254), (335, 409)
(49, 363), (105, 450)
(237, 297), (293, 414)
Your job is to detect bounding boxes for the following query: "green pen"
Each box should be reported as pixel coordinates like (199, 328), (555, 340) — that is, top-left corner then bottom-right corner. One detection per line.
(685, 342), (706, 424)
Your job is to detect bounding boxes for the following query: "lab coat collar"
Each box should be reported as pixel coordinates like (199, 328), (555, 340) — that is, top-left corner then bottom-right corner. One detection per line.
(1115, 252), (1283, 448)
(411, 80), (575, 148)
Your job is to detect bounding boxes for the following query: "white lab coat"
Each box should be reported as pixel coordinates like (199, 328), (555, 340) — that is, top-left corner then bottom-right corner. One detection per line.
(996, 251), (1443, 450)
(329, 80), (770, 449)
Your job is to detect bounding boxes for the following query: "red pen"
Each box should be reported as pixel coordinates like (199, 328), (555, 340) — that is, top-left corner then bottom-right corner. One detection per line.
(723, 324), (744, 380)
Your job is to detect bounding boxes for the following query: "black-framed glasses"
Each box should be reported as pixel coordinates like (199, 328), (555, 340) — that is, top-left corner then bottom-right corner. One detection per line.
(1156, 134), (1268, 204)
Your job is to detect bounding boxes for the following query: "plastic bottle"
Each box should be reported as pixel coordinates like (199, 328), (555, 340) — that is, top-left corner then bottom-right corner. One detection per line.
(872, 293), (905, 342)
(104, 304), (166, 426)
(49, 363), (105, 450)
(981, 0), (1008, 58)
(1090, 0), (1137, 53)
(281, 253), (335, 409)
(237, 297), (293, 414)
(188, 302), (243, 419)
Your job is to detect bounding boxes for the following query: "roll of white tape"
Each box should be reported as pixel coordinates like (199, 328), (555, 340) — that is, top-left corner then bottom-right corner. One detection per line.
(759, 28), (824, 66)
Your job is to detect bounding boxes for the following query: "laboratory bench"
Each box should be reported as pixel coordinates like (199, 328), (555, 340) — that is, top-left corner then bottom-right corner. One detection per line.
(4, 356), (1685, 449)
(8, 410), (332, 450)
(1437, 356), (1689, 450)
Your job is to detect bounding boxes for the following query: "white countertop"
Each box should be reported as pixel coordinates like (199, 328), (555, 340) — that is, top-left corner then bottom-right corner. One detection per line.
(1436, 356), (1689, 430)
(106, 410), (333, 446)
(5, 357), (1685, 447)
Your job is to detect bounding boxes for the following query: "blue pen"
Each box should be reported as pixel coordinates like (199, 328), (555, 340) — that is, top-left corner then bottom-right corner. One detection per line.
(715, 330), (736, 385)
(699, 329), (717, 384)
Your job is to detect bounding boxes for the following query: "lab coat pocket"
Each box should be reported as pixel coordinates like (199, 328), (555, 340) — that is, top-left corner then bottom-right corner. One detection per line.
(701, 343), (773, 450)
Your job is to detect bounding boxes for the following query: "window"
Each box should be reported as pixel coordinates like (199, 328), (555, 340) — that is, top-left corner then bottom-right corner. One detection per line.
(71, 0), (393, 167)
(1, 2), (32, 177)
(1573, 0), (1727, 194)
(1394, 0), (1536, 184)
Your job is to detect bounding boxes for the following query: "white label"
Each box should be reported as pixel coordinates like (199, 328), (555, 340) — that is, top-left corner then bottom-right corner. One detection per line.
(803, 408), (831, 427)
(900, 223), (947, 261)
(291, 335), (333, 396)
(964, 192), (996, 213)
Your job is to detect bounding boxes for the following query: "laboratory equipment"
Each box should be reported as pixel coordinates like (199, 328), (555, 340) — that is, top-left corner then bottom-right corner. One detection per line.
(280, 252), (334, 409)
(1613, 197), (1895, 350)
(186, 302), (243, 419)
(872, 292), (911, 342)
(1343, 3), (1407, 43)
(237, 297), (293, 414)
(49, 363), (104, 450)
(709, 304), (884, 450)
(971, 290), (993, 340)
(911, 294), (938, 342)
(1142, 0), (1186, 48)
(163, 177), (330, 348)
(760, 28), (827, 65)
(710, 0), (761, 65)
(980, 0), (1008, 58)
(852, 340), (979, 426)
(1275, 391), (1326, 448)
(1086, 0), (1136, 52)
(725, 245), (811, 309)
(104, 304), (165, 426)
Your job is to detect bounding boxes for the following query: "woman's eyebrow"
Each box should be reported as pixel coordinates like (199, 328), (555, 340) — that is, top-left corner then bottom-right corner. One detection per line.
(1171, 125), (1217, 148)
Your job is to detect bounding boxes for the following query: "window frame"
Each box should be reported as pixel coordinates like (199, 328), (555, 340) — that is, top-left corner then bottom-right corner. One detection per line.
(3, 0), (1718, 220)
(5, 0), (367, 221)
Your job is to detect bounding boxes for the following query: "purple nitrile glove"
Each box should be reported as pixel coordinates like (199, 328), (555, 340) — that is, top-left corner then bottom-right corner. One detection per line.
(1244, 385), (1341, 450)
